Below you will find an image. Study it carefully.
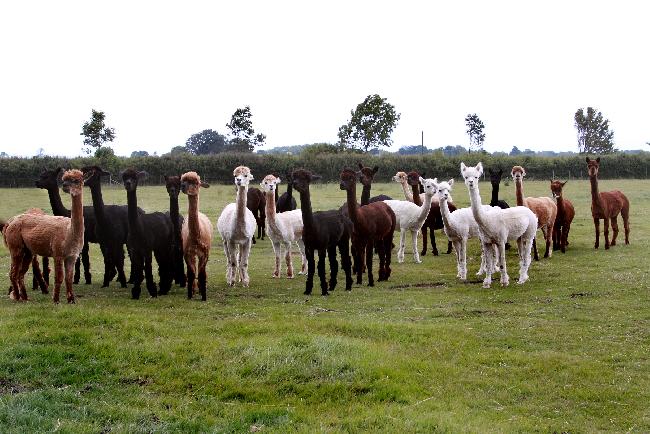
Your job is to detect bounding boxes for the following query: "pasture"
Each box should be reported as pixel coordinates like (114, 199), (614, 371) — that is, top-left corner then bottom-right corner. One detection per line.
(0, 177), (649, 432)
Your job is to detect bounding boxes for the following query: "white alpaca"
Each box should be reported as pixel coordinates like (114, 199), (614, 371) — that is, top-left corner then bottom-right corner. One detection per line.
(461, 162), (537, 288)
(435, 179), (497, 280)
(217, 166), (257, 287)
(383, 177), (435, 263)
(260, 174), (306, 278)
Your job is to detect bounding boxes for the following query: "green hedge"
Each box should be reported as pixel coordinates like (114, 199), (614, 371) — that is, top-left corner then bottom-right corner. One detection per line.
(1, 152), (649, 187)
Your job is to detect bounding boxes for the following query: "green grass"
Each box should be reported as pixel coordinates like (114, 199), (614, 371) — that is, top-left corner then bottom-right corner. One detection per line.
(0, 178), (649, 432)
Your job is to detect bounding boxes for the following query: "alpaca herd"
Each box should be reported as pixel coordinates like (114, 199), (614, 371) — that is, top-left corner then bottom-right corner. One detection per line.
(0, 159), (631, 303)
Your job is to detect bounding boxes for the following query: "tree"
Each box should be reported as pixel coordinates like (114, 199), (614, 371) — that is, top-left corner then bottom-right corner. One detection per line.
(509, 146), (522, 156)
(0, 151), (9, 158)
(226, 106), (266, 152)
(130, 150), (149, 158)
(338, 94), (401, 152)
(465, 113), (485, 154)
(184, 129), (227, 155)
(81, 109), (115, 154)
(574, 107), (615, 154)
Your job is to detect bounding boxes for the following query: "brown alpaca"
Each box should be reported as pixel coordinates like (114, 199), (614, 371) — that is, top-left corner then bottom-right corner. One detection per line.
(247, 187), (266, 243)
(4, 170), (86, 303)
(586, 157), (630, 249)
(550, 180), (575, 253)
(339, 168), (395, 286)
(180, 172), (213, 301)
(511, 165), (557, 260)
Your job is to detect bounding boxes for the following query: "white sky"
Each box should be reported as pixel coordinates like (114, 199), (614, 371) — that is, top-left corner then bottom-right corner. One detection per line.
(0, 0), (648, 157)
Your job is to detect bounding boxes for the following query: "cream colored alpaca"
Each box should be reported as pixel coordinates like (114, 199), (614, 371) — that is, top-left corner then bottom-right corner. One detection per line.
(4, 170), (86, 303)
(511, 165), (557, 260)
(382, 177), (435, 263)
(462, 162), (537, 288)
(260, 174), (306, 278)
(217, 166), (256, 287)
(180, 172), (213, 301)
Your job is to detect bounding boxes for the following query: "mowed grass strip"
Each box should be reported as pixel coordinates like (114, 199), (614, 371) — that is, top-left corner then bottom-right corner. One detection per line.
(0, 178), (649, 432)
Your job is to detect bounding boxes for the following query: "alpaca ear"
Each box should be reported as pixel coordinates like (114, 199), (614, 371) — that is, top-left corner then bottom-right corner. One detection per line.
(498, 168), (503, 176)
(561, 181), (567, 186)
(372, 166), (379, 174)
(585, 157), (591, 163)
(358, 162), (364, 170)
(448, 178), (454, 187)
(137, 171), (148, 180)
(276, 177), (282, 184)
(201, 182), (210, 188)
(421, 172), (426, 178)
(164, 175), (169, 182)
(476, 162), (483, 176)
(596, 157), (600, 163)
(55, 167), (63, 176)
(248, 174), (254, 181)
(460, 162), (467, 172)
(522, 168), (527, 177)
(82, 170), (93, 182)
(418, 176), (424, 184)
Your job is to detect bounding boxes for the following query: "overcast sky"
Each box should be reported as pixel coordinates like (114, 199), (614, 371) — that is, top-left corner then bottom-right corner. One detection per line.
(1, 0), (648, 157)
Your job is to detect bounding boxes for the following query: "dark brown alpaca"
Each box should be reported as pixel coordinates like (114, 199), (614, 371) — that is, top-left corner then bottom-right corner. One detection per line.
(407, 171), (453, 256)
(247, 187), (266, 244)
(339, 168), (395, 286)
(586, 157), (630, 249)
(550, 180), (575, 253)
(358, 163), (392, 205)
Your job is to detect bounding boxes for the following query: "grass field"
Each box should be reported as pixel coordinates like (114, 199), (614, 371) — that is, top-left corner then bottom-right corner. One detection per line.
(0, 176), (649, 432)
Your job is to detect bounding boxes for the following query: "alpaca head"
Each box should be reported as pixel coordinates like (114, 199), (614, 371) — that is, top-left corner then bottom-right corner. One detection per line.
(35, 167), (63, 190)
(180, 171), (209, 196)
(339, 168), (358, 191)
(421, 177), (439, 198)
(392, 171), (408, 185)
(80, 166), (111, 188)
(233, 166), (253, 188)
(164, 175), (181, 198)
(291, 169), (320, 194)
(434, 179), (454, 201)
(511, 165), (526, 182)
(461, 162), (483, 190)
(61, 169), (86, 197)
(406, 171), (422, 187)
(260, 174), (280, 195)
(121, 168), (147, 193)
(586, 157), (600, 178)
(488, 168), (504, 186)
(358, 163), (379, 187)
(550, 180), (567, 199)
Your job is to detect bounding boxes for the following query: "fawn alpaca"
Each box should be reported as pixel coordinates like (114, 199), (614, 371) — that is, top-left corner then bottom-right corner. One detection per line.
(586, 157), (630, 249)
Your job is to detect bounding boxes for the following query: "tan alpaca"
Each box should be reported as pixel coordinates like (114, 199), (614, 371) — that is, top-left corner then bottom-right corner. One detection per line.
(511, 165), (557, 260)
(180, 172), (213, 301)
(4, 170), (86, 303)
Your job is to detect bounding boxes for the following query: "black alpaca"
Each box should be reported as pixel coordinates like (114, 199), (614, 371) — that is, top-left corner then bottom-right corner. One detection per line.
(164, 175), (187, 288)
(35, 167), (96, 285)
(122, 169), (174, 299)
(247, 187), (266, 244)
(488, 168), (510, 209)
(276, 171), (297, 212)
(81, 166), (142, 288)
(292, 169), (353, 295)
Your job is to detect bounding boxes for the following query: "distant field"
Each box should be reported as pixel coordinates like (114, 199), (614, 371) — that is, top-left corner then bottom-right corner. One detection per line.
(0, 178), (649, 432)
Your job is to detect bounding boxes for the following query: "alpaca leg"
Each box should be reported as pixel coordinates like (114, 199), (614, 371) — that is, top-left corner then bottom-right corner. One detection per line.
(446, 240), (453, 255)
(460, 238), (468, 280)
(397, 229), (406, 263)
(130, 253), (144, 300)
(304, 247), (315, 295)
(17, 250), (32, 301)
(498, 243), (509, 286)
(101, 244), (113, 288)
(412, 230), (421, 263)
(337, 237), (353, 291)
(603, 217), (610, 249)
(64, 256), (76, 303)
(144, 253), (158, 297)
(376, 239), (386, 282)
(53, 258), (64, 304)
(175, 246), (186, 288)
(285, 242), (294, 279)
(453, 240), (463, 278)
(73, 254), (81, 284)
(197, 255), (208, 301)
(31, 256), (48, 294)
(552, 225), (560, 251)
(9, 252), (24, 301)
(542, 226), (551, 258)
(155, 252), (173, 296)
(430, 228), (439, 256)
(610, 215), (619, 246)
(476, 241), (485, 277)
(82, 242), (91, 284)
(42, 256), (50, 289)
(297, 239), (307, 275)
(622, 207), (630, 244)
(561, 224), (569, 253)
(317, 248), (328, 295)
(355, 240), (365, 285)
(481, 242), (493, 289)
(420, 227), (428, 256)
(593, 217), (600, 249)
(517, 237), (532, 285)
(224, 241), (237, 286)
(185, 255), (196, 299)
(366, 241), (375, 287)
(271, 241), (281, 278)
(532, 235), (539, 261)
(327, 244), (338, 291)
(115, 245), (128, 288)
(384, 235), (392, 280)
(239, 240), (252, 287)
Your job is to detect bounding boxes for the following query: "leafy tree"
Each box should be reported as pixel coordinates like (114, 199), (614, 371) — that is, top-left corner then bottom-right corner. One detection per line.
(338, 94), (401, 152)
(81, 109), (115, 154)
(0, 151), (8, 158)
(167, 145), (189, 156)
(509, 146), (522, 156)
(465, 113), (485, 153)
(574, 107), (615, 154)
(130, 150), (149, 158)
(226, 106), (266, 153)
(398, 145), (434, 155)
(185, 129), (227, 155)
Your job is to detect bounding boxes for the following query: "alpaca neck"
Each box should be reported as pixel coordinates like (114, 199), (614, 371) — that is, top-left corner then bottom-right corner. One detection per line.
(126, 189), (142, 233)
(410, 183), (422, 206)
(468, 186), (486, 226)
(556, 195), (565, 217)
(235, 185), (247, 224)
(589, 175), (602, 208)
(68, 193), (84, 242)
(401, 181), (414, 202)
(418, 192), (434, 224)
(274, 186), (279, 203)
(345, 183), (360, 225)
(490, 183), (500, 207)
(47, 186), (69, 217)
(287, 182), (293, 200)
(514, 178), (525, 206)
(265, 191), (281, 234)
(187, 194), (201, 240)
(89, 183), (107, 224)
(169, 195), (180, 231)
(439, 197), (452, 228)
(298, 188), (315, 232)
(360, 183), (371, 206)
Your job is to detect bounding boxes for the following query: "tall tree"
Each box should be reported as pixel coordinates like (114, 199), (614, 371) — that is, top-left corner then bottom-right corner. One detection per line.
(465, 113), (485, 154)
(574, 107), (615, 154)
(226, 106), (266, 152)
(338, 94), (401, 152)
(81, 109), (115, 154)
(184, 129), (227, 155)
